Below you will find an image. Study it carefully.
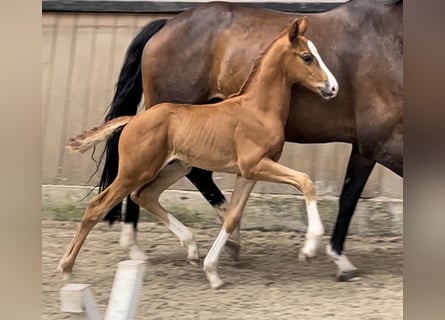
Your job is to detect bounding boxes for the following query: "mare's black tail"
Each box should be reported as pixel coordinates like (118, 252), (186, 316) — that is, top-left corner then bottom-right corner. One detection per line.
(99, 19), (167, 225)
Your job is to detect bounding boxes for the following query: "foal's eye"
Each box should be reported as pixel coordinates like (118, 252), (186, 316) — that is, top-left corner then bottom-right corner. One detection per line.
(301, 54), (313, 65)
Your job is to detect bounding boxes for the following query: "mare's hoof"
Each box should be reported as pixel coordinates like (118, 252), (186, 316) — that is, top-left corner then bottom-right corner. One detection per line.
(129, 246), (148, 261)
(336, 269), (360, 282)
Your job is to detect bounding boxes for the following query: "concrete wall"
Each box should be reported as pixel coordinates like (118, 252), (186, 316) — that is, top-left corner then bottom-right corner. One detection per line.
(42, 11), (403, 199)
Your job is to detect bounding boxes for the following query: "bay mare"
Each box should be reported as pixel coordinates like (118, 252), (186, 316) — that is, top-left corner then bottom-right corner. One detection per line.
(60, 18), (338, 288)
(98, 0), (403, 281)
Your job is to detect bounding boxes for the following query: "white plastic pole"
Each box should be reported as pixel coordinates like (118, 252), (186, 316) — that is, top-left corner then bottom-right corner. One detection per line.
(60, 283), (102, 320)
(104, 260), (147, 320)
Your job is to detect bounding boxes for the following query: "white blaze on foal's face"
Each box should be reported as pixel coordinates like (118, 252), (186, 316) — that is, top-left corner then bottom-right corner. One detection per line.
(307, 40), (339, 99)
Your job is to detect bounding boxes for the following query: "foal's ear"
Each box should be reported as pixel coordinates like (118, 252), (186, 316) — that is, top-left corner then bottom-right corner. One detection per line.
(288, 17), (307, 42)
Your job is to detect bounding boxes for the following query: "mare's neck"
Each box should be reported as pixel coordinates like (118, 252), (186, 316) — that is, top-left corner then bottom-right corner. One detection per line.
(242, 41), (293, 125)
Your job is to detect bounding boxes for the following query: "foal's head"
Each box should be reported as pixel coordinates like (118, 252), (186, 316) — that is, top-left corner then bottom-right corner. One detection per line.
(280, 17), (338, 99)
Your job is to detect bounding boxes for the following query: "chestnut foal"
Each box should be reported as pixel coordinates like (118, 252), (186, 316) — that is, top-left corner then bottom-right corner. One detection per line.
(58, 17), (338, 288)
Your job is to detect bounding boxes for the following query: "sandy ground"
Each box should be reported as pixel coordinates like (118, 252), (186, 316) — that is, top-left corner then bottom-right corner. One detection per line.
(42, 220), (402, 319)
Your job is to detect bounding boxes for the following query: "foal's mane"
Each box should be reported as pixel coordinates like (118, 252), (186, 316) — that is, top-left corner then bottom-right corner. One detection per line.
(228, 26), (290, 98)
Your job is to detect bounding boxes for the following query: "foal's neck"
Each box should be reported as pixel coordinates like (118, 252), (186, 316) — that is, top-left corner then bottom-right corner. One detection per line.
(242, 40), (293, 124)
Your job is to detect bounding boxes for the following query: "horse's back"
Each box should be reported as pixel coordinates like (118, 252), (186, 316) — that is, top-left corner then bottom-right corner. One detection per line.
(141, 2), (296, 104)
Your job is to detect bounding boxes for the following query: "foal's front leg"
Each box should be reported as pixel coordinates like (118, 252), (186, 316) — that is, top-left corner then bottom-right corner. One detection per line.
(244, 158), (325, 261)
(186, 167), (241, 261)
(203, 176), (256, 289)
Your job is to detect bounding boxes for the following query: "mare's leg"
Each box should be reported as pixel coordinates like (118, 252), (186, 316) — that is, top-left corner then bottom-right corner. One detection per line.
(328, 144), (375, 281)
(119, 198), (143, 259)
(203, 176), (256, 289)
(57, 177), (138, 280)
(243, 158), (325, 261)
(130, 161), (200, 266)
(186, 167), (241, 260)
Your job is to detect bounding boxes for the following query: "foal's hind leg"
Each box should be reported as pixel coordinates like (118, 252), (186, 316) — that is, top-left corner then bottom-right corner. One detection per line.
(131, 161), (200, 267)
(242, 158), (325, 261)
(57, 178), (137, 280)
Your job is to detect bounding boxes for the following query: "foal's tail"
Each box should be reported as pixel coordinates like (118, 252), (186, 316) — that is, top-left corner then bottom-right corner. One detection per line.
(67, 116), (133, 154)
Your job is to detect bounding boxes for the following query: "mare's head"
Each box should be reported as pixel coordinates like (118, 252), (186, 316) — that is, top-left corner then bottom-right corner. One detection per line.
(280, 17), (338, 99)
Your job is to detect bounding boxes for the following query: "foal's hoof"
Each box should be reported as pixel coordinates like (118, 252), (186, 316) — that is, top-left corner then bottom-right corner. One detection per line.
(336, 269), (360, 282)
(187, 257), (201, 269)
(208, 277), (225, 290)
(298, 249), (316, 263)
(204, 267), (225, 289)
(298, 234), (322, 262)
(57, 258), (72, 273)
(225, 240), (241, 261)
(61, 272), (73, 283)
(56, 264), (73, 283)
(129, 246), (148, 261)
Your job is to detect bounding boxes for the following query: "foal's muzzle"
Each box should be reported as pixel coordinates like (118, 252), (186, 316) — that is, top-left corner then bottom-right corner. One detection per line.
(319, 81), (338, 100)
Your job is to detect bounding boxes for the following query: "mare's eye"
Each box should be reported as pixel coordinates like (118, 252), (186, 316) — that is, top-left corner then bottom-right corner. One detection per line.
(301, 54), (313, 65)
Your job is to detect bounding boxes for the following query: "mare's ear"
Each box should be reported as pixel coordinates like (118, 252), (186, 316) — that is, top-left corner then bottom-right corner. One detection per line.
(288, 16), (307, 42)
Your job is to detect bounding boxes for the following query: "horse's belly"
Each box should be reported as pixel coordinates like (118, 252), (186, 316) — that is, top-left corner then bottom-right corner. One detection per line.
(173, 151), (240, 174)
(171, 110), (239, 173)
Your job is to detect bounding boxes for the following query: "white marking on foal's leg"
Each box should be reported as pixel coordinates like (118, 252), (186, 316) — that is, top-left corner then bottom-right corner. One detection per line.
(215, 200), (241, 259)
(307, 40), (339, 96)
(203, 228), (230, 289)
(120, 223), (148, 261)
(299, 201), (324, 261)
(326, 244), (359, 281)
(167, 213), (199, 266)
